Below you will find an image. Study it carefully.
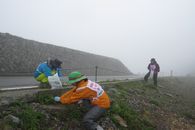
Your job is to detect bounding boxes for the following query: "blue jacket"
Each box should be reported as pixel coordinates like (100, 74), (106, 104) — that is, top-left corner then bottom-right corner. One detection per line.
(34, 62), (62, 78)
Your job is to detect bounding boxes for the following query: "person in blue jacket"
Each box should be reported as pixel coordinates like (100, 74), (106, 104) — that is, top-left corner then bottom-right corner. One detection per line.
(34, 58), (63, 85)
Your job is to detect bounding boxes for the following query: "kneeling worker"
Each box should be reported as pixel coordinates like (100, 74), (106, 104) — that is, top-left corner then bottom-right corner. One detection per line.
(34, 58), (63, 87)
(54, 71), (110, 130)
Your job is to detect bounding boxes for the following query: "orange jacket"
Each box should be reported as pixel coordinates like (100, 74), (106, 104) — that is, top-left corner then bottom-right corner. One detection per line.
(60, 80), (110, 109)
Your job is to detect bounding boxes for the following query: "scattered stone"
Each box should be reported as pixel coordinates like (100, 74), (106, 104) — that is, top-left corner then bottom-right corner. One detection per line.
(4, 114), (20, 124)
(0, 99), (10, 106)
(164, 93), (174, 98)
(0, 97), (14, 106)
(99, 117), (118, 130)
(21, 94), (36, 103)
(112, 115), (127, 128)
(128, 88), (144, 95)
(158, 85), (165, 88)
(128, 88), (136, 94)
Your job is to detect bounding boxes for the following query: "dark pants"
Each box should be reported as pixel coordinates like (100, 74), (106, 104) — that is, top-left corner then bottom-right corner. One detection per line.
(144, 72), (158, 86)
(82, 100), (106, 130)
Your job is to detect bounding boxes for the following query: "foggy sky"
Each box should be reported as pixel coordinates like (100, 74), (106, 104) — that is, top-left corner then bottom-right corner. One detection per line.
(0, 0), (194, 76)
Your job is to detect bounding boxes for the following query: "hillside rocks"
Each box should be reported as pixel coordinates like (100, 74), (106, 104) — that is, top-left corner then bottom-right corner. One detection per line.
(0, 33), (132, 76)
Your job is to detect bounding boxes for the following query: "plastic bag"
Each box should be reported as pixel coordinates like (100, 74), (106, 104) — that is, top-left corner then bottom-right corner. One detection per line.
(48, 73), (63, 89)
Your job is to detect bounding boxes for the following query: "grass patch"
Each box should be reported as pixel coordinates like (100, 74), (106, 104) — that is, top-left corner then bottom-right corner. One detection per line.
(2, 77), (194, 129)
(106, 80), (162, 129)
(109, 100), (155, 130)
(65, 105), (83, 120)
(8, 101), (45, 130)
(183, 112), (195, 120)
(149, 99), (160, 106)
(36, 93), (55, 105)
(18, 106), (45, 130)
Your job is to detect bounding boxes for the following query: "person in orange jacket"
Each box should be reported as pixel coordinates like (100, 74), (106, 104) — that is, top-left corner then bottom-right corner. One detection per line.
(54, 71), (110, 130)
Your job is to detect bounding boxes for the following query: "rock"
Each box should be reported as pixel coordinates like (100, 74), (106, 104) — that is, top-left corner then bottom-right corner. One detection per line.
(96, 125), (104, 130)
(158, 85), (165, 88)
(128, 88), (135, 94)
(21, 94), (36, 103)
(4, 114), (20, 124)
(113, 114), (127, 128)
(0, 97), (14, 106)
(0, 99), (10, 106)
(99, 117), (118, 130)
(128, 88), (144, 95)
(164, 93), (174, 98)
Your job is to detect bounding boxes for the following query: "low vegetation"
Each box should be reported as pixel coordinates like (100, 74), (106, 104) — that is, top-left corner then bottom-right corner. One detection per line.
(0, 77), (195, 130)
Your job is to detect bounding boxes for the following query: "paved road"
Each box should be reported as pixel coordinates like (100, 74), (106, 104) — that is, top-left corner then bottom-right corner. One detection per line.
(0, 76), (39, 87)
(0, 75), (140, 90)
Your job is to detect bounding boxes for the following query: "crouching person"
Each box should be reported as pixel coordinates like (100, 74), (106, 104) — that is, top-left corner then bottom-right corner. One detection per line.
(54, 71), (110, 130)
(34, 58), (62, 87)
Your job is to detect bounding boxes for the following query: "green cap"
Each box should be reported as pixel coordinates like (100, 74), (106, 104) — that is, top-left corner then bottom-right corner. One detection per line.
(67, 71), (87, 84)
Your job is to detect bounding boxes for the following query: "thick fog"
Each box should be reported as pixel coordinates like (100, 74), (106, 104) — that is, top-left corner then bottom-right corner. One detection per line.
(0, 0), (194, 76)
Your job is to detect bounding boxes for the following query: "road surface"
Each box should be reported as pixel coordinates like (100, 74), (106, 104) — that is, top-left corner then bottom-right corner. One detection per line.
(0, 75), (140, 90)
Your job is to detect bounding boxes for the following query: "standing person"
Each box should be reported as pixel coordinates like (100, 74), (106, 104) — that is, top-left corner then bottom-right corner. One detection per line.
(54, 71), (110, 130)
(34, 58), (63, 87)
(144, 58), (160, 86)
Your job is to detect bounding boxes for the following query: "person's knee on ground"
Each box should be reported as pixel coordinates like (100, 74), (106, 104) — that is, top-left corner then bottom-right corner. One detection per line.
(82, 106), (106, 130)
(82, 118), (97, 130)
(82, 117), (104, 130)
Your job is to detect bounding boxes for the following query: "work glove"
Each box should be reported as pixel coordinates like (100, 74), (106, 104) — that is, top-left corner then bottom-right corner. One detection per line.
(54, 96), (60, 102)
(78, 99), (83, 104)
(77, 99), (83, 107)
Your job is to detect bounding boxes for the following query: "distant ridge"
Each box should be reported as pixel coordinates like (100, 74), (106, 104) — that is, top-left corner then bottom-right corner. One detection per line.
(0, 33), (132, 76)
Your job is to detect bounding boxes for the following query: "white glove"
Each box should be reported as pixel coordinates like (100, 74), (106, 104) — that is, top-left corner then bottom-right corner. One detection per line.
(78, 99), (83, 104)
(77, 99), (84, 107)
(54, 96), (60, 102)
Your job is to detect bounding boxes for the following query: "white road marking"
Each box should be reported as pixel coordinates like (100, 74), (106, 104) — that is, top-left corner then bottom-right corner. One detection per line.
(0, 86), (39, 91)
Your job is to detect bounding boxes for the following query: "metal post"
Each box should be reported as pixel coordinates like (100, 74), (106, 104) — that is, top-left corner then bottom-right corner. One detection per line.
(95, 66), (98, 82)
(170, 70), (173, 77)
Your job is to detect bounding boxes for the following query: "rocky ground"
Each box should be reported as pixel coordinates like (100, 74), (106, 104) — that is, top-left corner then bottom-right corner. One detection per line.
(0, 77), (195, 130)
